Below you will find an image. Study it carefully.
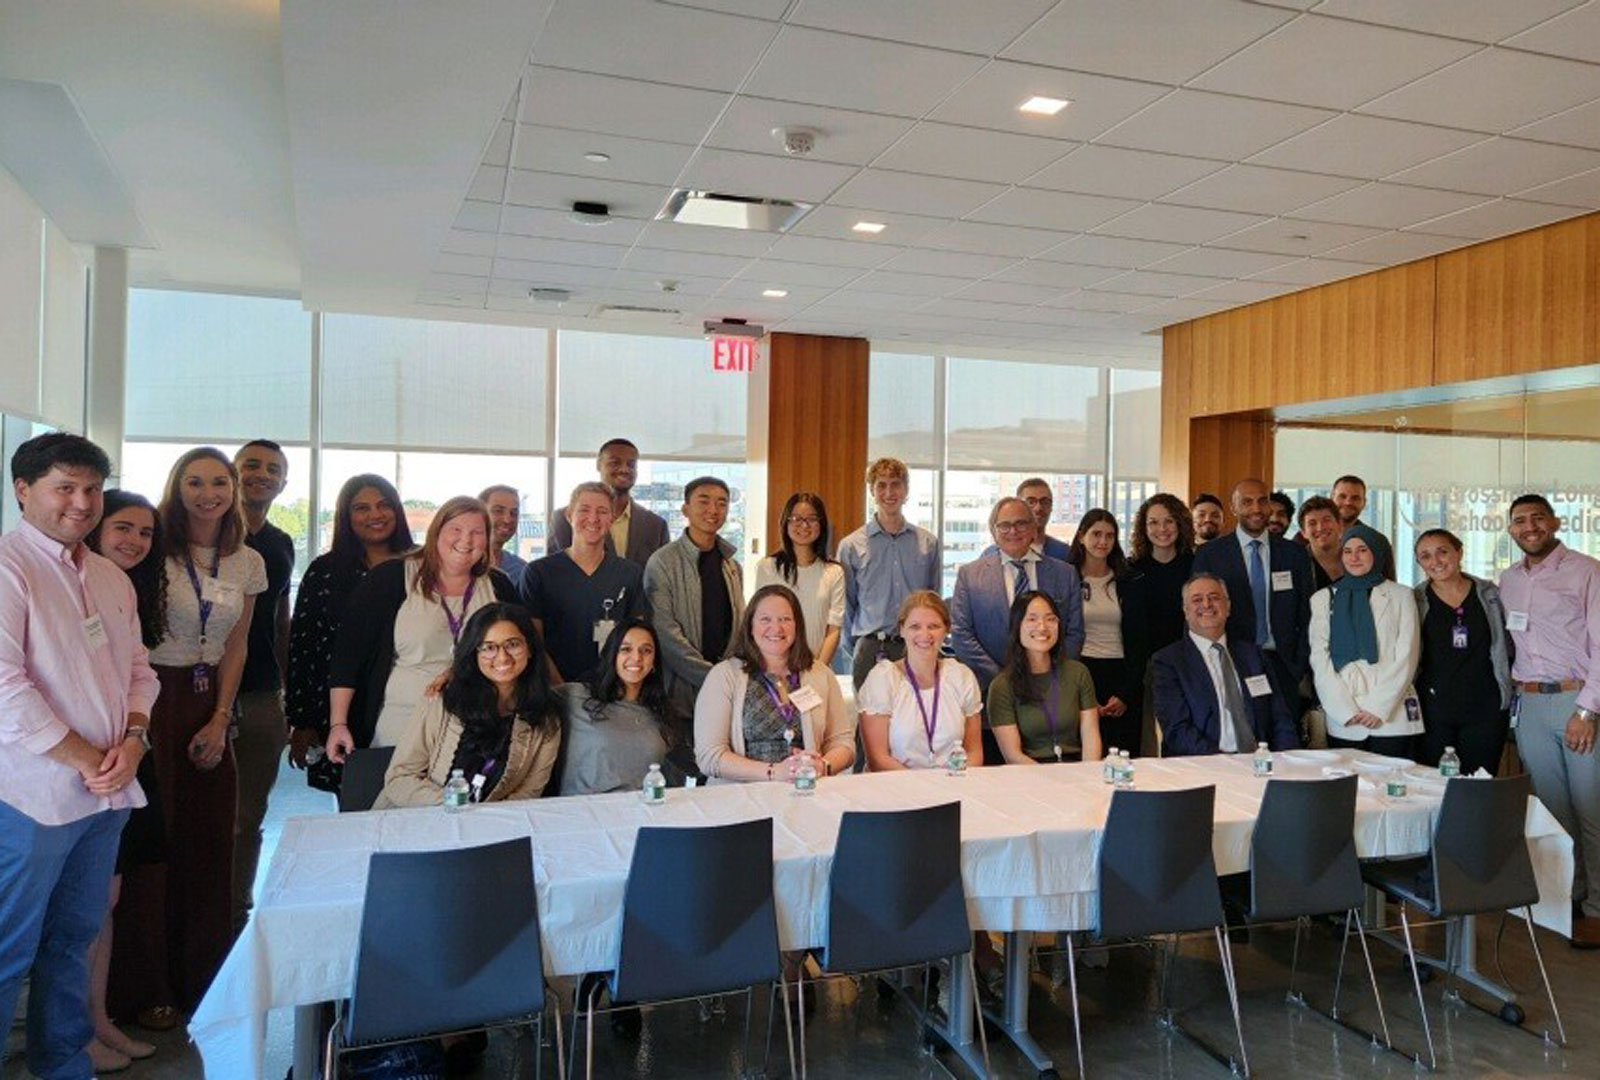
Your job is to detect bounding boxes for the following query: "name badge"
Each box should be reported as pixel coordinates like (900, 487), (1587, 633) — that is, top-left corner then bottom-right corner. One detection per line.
(788, 685), (823, 712)
(200, 577), (240, 604)
(1270, 570), (1294, 592)
(592, 618), (616, 647)
(83, 613), (109, 649)
(1244, 674), (1272, 697)
(1452, 624), (1468, 650)
(1506, 611), (1529, 632)
(1403, 693), (1423, 725)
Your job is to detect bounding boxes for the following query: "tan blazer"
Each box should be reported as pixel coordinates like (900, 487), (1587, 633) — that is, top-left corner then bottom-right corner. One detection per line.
(374, 695), (560, 808)
(693, 659), (854, 780)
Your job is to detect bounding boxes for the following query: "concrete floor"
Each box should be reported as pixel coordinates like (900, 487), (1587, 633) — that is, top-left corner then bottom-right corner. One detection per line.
(7, 759), (1594, 1079)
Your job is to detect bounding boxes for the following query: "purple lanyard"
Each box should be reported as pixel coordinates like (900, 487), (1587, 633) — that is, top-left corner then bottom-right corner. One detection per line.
(183, 551), (219, 645)
(442, 579), (476, 643)
(760, 672), (801, 722)
(1041, 667), (1062, 747)
(903, 658), (942, 753)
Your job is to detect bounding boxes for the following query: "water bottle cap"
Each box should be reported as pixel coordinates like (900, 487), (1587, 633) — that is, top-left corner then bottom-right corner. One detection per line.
(450, 768), (464, 778)
(1444, 746), (1455, 753)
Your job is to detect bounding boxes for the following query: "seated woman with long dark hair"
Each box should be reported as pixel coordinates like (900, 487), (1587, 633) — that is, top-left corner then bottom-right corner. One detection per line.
(556, 617), (680, 795)
(987, 590), (1103, 765)
(375, 603), (561, 808)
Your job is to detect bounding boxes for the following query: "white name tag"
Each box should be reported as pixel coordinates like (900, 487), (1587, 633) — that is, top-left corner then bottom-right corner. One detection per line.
(788, 685), (823, 712)
(1271, 570), (1294, 591)
(83, 613), (109, 649)
(200, 577), (240, 604)
(1506, 610), (1529, 632)
(592, 618), (616, 647)
(1245, 674), (1272, 697)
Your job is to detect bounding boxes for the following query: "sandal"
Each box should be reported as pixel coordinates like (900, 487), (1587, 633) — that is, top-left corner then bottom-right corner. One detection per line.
(136, 1005), (181, 1031)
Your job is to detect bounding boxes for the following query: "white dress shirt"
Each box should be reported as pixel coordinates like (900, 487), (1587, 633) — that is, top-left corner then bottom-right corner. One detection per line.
(1001, 549), (1041, 603)
(1191, 630), (1240, 753)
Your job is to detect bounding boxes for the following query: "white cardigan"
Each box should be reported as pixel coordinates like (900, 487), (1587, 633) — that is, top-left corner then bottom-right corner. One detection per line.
(1309, 580), (1422, 742)
(693, 659), (854, 780)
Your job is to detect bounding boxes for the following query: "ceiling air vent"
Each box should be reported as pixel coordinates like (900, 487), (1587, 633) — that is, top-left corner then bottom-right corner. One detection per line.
(527, 286), (572, 302)
(659, 189), (812, 233)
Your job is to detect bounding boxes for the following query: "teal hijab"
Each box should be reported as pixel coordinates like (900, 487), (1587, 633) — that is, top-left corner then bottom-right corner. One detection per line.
(1328, 523), (1391, 671)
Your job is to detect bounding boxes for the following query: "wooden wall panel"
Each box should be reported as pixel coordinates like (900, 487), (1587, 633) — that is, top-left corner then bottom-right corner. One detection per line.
(764, 332), (869, 550)
(1188, 414), (1273, 518)
(1160, 323), (1193, 495)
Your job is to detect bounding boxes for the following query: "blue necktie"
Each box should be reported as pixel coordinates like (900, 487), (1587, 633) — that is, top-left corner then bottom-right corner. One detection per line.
(1010, 559), (1030, 600)
(1248, 539), (1268, 646)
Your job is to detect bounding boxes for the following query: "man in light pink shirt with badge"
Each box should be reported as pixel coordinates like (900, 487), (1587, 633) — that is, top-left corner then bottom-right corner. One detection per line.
(0, 433), (159, 1079)
(1499, 493), (1600, 948)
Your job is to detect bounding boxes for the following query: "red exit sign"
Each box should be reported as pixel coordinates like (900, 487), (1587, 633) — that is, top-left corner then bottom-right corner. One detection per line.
(711, 336), (759, 373)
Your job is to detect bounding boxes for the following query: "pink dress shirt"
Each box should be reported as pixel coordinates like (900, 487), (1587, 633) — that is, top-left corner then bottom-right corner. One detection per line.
(1499, 542), (1600, 714)
(0, 518), (160, 825)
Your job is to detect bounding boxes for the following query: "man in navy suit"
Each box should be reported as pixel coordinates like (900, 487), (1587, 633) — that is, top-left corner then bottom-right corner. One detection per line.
(1017, 478), (1071, 562)
(1191, 478), (1315, 693)
(1153, 573), (1299, 756)
(951, 496), (1084, 695)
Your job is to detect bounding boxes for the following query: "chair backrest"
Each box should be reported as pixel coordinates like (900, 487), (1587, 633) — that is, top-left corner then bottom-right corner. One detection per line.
(344, 838), (545, 1045)
(1431, 775), (1538, 918)
(822, 802), (970, 974)
(1249, 775), (1363, 921)
(338, 746), (396, 813)
(612, 818), (781, 1003)
(1098, 786), (1223, 939)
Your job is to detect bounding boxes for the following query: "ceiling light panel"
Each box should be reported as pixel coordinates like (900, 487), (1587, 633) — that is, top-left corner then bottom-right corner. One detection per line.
(931, 61), (1167, 141)
(1019, 96), (1070, 115)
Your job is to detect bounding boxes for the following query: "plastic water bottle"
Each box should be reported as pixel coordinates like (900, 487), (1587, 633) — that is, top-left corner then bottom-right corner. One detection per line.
(1114, 750), (1135, 788)
(640, 763), (667, 805)
(442, 768), (469, 810)
(1438, 746), (1460, 778)
(1253, 744), (1273, 776)
(1385, 770), (1408, 798)
(1102, 747), (1120, 784)
(946, 745), (969, 776)
(793, 756), (818, 795)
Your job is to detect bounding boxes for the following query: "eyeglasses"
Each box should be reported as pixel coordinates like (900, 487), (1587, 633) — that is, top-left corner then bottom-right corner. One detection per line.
(994, 520), (1033, 533)
(787, 516), (820, 527)
(477, 638), (528, 659)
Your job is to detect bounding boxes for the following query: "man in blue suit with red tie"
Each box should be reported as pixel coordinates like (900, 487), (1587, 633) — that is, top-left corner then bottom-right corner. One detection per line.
(951, 496), (1084, 696)
(1153, 573), (1300, 755)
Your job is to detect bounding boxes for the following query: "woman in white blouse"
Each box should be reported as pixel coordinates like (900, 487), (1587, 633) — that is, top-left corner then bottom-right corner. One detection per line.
(753, 492), (846, 666)
(1309, 523), (1422, 758)
(859, 591), (985, 771)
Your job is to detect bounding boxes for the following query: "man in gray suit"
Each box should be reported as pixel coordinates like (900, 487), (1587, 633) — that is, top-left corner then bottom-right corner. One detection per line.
(548, 437), (669, 568)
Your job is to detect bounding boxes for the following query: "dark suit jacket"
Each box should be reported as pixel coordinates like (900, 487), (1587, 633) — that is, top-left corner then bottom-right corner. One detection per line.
(1151, 634), (1299, 756)
(1191, 530), (1314, 681)
(548, 499), (670, 569)
(1040, 535), (1071, 562)
(950, 549), (1084, 694)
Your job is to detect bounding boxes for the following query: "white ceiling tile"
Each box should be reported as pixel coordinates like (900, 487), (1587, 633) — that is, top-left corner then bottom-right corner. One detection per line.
(1248, 257), (1376, 285)
(715, 278), (833, 305)
(1292, 182), (1490, 229)
(762, 233), (904, 267)
(1143, 246), (1297, 277)
(1194, 15), (1476, 109)
(468, 165), (506, 202)
(1409, 198), (1588, 239)
(1510, 99), (1600, 151)
(420, 272), (487, 296)
(705, 97), (916, 165)
(919, 298), (1042, 321)
(967, 188), (1142, 231)
(530, 0), (773, 91)
(744, 26), (986, 117)
(510, 125), (696, 185)
(1003, 0), (1292, 84)
(1517, 167), (1600, 207)
(790, 205), (948, 245)
(788, 0), (1056, 54)
(1323, 230), (1464, 263)
(1054, 290), (1161, 314)
(1162, 164), (1362, 215)
(442, 229), (498, 257)
(1359, 48), (1600, 133)
(990, 260), (1125, 288)
(1220, 217), (1386, 255)
(1092, 269), (1229, 297)
(732, 259), (868, 287)
(874, 123), (1071, 184)
(1187, 279), (1298, 303)
(670, 0), (791, 17)
(1134, 296), (1238, 320)
(1094, 202), (1269, 244)
(622, 247), (753, 276)
(877, 248), (1020, 277)
(1027, 145), (1226, 200)
(915, 220), (1067, 257)
(1505, 2), (1600, 61)
(929, 62), (1170, 142)
(504, 170), (668, 217)
(1391, 137), (1600, 196)
(520, 67), (730, 144)
(435, 252), (491, 276)
(495, 237), (628, 269)
(810, 290), (937, 313)
(1040, 233), (1191, 268)
(606, 269), (726, 295)
(1013, 306), (1126, 327)
(488, 260), (615, 287)
(679, 147), (856, 202)
(1248, 114), (1487, 179)
(848, 270), (975, 296)
(483, 121), (513, 168)
(454, 201), (501, 232)
(1101, 90), (1335, 160)
(634, 220), (778, 256)
(1317, 0), (1586, 43)
(949, 279), (1070, 304)
(498, 204), (648, 245)
(830, 169), (1006, 217)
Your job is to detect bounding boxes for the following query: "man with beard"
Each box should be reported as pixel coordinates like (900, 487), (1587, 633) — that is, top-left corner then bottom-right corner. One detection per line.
(1267, 491), (1295, 538)
(479, 484), (527, 586)
(1191, 492), (1225, 544)
(549, 438), (669, 568)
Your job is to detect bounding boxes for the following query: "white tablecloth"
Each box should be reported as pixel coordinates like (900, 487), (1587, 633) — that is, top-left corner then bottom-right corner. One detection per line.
(190, 751), (1572, 1079)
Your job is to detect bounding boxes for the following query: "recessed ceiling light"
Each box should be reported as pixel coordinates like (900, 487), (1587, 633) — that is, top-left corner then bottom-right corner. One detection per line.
(583, 151), (611, 163)
(762, 288), (789, 298)
(852, 220), (887, 234)
(1019, 95), (1070, 116)
(1288, 233), (1311, 241)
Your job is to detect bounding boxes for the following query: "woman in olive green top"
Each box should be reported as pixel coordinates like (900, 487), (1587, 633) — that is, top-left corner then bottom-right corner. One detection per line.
(989, 591), (1103, 764)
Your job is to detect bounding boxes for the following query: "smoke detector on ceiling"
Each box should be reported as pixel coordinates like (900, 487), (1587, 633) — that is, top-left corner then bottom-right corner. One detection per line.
(570, 200), (612, 226)
(771, 126), (817, 156)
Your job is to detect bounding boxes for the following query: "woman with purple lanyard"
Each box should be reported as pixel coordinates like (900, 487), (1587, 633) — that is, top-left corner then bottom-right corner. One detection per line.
(326, 496), (519, 761)
(859, 590), (984, 772)
(147, 448), (266, 1008)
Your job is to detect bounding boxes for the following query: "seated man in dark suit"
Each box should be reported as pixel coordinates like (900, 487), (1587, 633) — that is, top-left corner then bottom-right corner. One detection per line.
(1153, 573), (1300, 756)
(1191, 478), (1315, 694)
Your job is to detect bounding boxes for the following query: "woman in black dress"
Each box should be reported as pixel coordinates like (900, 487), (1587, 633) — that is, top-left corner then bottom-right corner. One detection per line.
(1122, 493), (1195, 756)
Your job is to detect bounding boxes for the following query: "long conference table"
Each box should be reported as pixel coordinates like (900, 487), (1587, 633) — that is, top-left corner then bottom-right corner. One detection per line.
(190, 750), (1574, 1080)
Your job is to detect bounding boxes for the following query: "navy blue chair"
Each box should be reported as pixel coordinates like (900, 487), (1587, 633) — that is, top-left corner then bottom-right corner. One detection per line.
(337, 746), (395, 813)
(325, 837), (562, 1078)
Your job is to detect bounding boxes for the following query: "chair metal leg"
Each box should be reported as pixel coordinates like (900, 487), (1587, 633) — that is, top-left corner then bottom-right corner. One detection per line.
(796, 966), (808, 1079)
(1330, 910), (1352, 1017)
(964, 950), (991, 1078)
(1213, 925), (1250, 1078)
(740, 986), (755, 1076)
(1521, 906), (1567, 1046)
(777, 974), (798, 1079)
(1399, 908), (1438, 1070)
(1351, 909), (1391, 1049)
(1158, 935), (1177, 1022)
(322, 1019), (338, 1080)
(1065, 934), (1085, 1080)
(1287, 915), (1307, 1003)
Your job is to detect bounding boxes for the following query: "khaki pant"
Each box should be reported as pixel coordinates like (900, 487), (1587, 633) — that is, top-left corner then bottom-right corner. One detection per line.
(232, 689), (286, 930)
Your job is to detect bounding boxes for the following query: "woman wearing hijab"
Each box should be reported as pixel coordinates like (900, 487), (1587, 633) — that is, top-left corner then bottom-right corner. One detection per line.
(1309, 523), (1422, 757)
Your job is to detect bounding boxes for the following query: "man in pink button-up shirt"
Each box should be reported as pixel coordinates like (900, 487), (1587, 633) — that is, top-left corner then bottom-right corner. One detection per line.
(0, 433), (159, 1080)
(1499, 493), (1600, 948)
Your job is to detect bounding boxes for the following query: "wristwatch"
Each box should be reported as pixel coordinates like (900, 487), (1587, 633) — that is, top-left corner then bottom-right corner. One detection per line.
(125, 724), (151, 751)
(1577, 707), (1597, 725)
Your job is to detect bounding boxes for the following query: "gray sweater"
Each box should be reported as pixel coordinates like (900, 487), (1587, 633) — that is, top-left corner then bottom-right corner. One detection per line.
(1412, 574), (1514, 710)
(644, 532), (745, 714)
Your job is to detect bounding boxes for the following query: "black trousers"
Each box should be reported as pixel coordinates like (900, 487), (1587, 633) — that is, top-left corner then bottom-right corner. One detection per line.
(1080, 655), (1142, 756)
(1327, 732), (1418, 760)
(850, 634), (905, 692)
(1419, 706), (1509, 777)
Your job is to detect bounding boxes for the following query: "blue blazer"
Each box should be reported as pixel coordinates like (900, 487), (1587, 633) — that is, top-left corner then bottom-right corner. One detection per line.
(1191, 532), (1314, 681)
(951, 549), (1084, 694)
(1040, 535), (1071, 562)
(1151, 634), (1299, 757)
